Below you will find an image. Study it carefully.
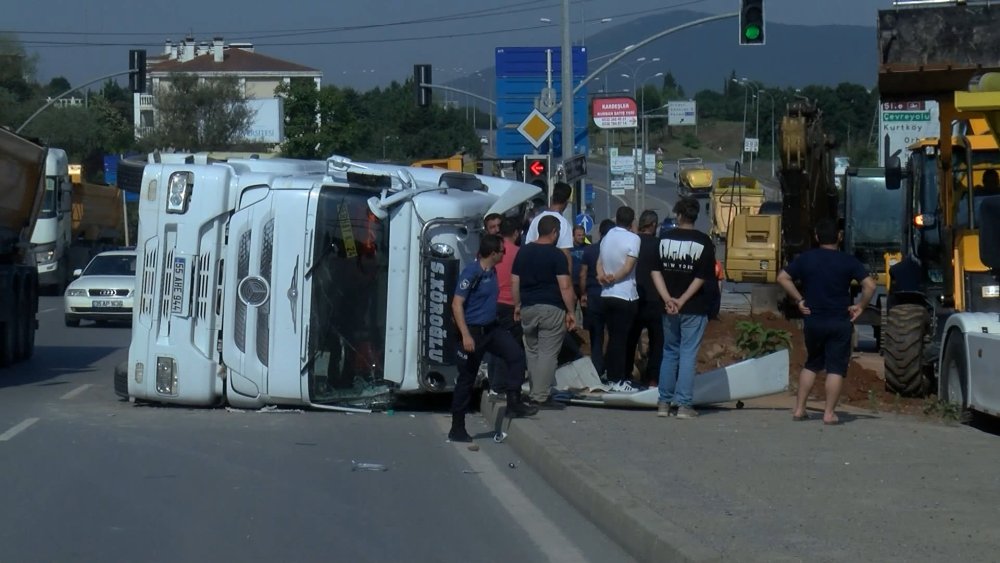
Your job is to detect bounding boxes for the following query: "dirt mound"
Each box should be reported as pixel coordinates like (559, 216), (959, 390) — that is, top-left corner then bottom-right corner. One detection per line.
(578, 311), (927, 414)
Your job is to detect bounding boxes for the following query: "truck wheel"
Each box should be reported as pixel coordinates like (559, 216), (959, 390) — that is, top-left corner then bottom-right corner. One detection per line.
(883, 304), (930, 396)
(14, 287), (30, 361)
(939, 332), (968, 410)
(114, 361), (129, 399)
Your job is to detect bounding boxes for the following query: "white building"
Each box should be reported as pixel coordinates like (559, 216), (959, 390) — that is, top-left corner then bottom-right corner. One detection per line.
(133, 37), (322, 143)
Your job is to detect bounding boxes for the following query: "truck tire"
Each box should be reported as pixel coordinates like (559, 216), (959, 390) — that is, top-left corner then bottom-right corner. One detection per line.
(114, 361), (129, 399)
(117, 159), (146, 195)
(939, 331), (968, 410)
(19, 282), (36, 361)
(883, 303), (930, 396)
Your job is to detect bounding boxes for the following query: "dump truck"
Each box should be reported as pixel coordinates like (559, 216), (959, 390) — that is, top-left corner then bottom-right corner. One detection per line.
(0, 128), (46, 367)
(877, 1), (1000, 397)
(675, 157), (714, 197)
(68, 167), (125, 271)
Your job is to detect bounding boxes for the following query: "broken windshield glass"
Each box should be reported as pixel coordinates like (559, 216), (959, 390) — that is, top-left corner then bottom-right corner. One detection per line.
(306, 186), (391, 409)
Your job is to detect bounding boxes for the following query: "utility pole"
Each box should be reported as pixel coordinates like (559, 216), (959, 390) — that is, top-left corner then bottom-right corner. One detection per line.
(560, 0), (574, 215)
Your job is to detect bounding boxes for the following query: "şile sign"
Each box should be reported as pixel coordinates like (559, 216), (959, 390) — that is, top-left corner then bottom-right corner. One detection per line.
(592, 97), (638, 129)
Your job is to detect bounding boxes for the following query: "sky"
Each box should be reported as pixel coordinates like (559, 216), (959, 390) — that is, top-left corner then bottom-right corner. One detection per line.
(6, 0), (890, 93)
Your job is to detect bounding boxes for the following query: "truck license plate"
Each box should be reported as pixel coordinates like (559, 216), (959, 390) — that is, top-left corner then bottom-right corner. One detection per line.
(93, 300), (123, 308)
(170, 256), (188, 316)
(983, 285), (1000, 298)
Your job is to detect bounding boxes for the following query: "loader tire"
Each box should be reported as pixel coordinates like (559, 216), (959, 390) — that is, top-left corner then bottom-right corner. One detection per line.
(883, 303), (930, 396)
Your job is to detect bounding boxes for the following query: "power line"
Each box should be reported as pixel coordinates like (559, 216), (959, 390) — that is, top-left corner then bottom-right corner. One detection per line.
(0, 0), (552, 38)
(6, 0), (706, 47)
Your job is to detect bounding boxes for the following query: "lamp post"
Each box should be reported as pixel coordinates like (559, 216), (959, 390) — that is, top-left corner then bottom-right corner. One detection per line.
(732, 78), (748, 165)
(759, 90), (777, 177)
(382, 135), (397, 160)
(639, 71), (664, 167)
(731, 78), (760, 171)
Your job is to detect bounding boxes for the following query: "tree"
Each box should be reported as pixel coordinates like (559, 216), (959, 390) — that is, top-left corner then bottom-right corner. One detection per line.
(0, 33), (38, 102)
(46, 77), (71, 97)
(142, 73), (255, 151)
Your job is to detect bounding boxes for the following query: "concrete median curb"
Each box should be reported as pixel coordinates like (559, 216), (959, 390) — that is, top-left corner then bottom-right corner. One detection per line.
(480, 394), (720, 563)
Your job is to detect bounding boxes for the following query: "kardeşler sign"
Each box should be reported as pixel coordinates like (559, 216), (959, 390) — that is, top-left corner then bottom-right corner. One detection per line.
(592, 97), (638, 129)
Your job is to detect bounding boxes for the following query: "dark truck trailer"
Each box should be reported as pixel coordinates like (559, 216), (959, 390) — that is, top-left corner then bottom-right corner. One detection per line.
(0, 128), (46, 366)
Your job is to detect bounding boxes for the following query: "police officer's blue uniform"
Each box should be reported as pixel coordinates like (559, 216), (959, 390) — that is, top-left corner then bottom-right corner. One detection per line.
(449, 261), (531, 441)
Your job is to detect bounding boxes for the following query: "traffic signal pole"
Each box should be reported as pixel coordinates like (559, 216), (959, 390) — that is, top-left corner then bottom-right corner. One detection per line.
(16, 69), (136, 134)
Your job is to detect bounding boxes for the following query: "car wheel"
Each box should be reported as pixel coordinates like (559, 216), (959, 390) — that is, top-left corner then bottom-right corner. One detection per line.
(65, 315), (80, 328)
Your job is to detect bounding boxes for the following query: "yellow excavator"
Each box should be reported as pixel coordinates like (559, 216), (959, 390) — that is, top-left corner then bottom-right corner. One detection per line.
(878, 1), (1000, 397)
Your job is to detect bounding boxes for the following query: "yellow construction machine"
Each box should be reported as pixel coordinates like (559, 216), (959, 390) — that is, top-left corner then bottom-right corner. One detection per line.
(877, 1), (1000, 396)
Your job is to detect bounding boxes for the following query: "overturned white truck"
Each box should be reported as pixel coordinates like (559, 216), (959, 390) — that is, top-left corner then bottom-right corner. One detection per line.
(119, 154), (540, 409)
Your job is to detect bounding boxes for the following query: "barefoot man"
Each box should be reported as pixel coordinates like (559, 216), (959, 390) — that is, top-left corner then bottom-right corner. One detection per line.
(777, 219), (876, 425)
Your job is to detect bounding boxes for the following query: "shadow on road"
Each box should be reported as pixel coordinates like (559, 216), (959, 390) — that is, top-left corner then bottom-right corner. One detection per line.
(0, 345), (121, 389)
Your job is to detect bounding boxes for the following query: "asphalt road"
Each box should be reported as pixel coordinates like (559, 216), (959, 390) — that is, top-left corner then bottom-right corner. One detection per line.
(0, 297), (633, 563)
(584, 158), (728, 234)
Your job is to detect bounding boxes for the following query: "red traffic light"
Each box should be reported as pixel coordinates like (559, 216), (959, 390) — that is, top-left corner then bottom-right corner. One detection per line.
(529, 160), (546, 176)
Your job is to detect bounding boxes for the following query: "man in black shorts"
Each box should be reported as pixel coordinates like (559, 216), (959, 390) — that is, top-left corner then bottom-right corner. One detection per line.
(777, 219), (876, 425)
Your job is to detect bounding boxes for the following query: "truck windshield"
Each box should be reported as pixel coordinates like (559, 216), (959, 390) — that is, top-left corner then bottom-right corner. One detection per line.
(39, 177), (57, 218)
(307, 187), (390, 407)
(846, 176), (904, 261)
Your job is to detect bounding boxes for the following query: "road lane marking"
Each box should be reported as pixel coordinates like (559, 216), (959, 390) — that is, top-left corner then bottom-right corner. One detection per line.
(40, 308), (57, 314)
(0, 418), (40, 441)
(61, 384), (92, 400)
(436, 417), (590, 563)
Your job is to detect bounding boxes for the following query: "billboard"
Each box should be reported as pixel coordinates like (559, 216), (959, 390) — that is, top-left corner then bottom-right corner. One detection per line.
(592, 97), (638, 129)
(667, 100), (697, 126)
(243, 98), (285, 144)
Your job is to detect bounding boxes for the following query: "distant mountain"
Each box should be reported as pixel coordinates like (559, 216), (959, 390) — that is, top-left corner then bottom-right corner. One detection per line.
(452, 10), (876, 101)
(583, 10), (876, 93)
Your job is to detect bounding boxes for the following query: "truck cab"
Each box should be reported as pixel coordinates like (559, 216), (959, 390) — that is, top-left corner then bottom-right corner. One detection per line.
(123, 155), (540, 409)
(31, 149), (72, 291)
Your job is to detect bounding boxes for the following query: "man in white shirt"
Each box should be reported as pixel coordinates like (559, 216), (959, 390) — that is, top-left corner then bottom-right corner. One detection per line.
(525, 182), (574, 272)
(597, 206), (641, 392)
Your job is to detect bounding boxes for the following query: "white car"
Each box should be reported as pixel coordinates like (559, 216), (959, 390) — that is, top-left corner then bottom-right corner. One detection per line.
(64, 250), (136, 327)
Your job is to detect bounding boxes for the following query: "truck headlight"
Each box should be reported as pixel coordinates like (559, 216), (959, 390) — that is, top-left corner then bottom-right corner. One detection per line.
(155, 356), (178, 395)
(166, 172), (193, 214)
(66, 289), (87, 297)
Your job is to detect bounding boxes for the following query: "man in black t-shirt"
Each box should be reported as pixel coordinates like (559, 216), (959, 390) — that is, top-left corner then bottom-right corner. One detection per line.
(647, 197), (716, 419)
(512, 215), (577, 408)
(778, 219), (876, 425)
(626, 210), (665, 389)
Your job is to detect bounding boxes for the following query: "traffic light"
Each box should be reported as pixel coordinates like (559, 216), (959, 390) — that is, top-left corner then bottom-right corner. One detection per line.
(129, 49), (147, 93)
(414, 64), (432, 108)
(739, 0), (765, 46)
(523, 155), (550, 190)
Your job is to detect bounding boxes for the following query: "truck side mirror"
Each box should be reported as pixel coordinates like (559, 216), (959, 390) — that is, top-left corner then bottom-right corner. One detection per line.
(885, 155), (902, 190)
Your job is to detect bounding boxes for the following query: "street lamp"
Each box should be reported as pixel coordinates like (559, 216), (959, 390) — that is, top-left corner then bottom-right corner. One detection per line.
(759, 89), (777, 177)
(640, 71), (664, 161)
(382, 135), (397, 160)
(731, 78), (760, 169)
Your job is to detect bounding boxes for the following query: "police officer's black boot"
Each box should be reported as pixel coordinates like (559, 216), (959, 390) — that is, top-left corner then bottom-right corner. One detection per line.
(448, 415), (472, 442)
(506, 390), (539, 417)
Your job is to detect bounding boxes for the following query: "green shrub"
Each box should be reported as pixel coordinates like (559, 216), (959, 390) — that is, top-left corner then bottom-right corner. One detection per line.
(735, 320), (791, 359)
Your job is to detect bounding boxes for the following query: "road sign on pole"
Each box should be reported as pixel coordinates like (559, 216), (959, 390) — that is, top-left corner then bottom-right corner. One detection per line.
(517, 109), (556, 149)
(744, 137), (760, 153)
(563, 154), (587, 183)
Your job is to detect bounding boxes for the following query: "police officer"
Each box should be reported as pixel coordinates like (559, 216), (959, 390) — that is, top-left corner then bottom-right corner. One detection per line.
(449, 234), (538, 442)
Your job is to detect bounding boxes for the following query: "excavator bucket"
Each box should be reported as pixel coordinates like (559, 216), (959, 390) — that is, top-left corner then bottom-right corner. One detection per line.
(879, 4), (1000, 99)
